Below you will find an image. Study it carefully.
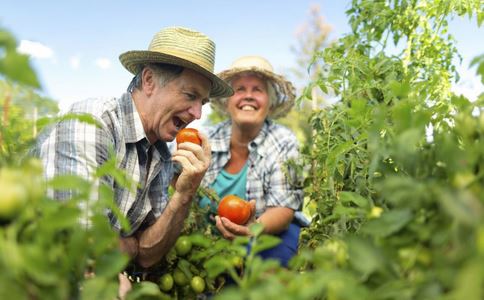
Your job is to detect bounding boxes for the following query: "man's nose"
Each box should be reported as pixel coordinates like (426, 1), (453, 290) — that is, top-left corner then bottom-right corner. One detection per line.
(188, 101), (203, 120)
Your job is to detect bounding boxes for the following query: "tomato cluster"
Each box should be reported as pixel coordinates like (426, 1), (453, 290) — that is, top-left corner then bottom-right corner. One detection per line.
(151, 205), (248, 298)
(155, 235), (208, 297)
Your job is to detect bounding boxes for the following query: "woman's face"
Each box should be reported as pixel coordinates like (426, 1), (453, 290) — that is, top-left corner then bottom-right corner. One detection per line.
(226, 74), (270, 128)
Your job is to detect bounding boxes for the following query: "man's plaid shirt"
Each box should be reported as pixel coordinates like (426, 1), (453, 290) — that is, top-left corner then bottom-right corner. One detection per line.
(33, 93), (173, 235)
(201, 120), (304, 217)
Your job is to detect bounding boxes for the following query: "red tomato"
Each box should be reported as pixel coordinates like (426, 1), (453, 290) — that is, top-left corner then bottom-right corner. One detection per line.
(217, 195), (251, 225)
(176, 128), (202, 146)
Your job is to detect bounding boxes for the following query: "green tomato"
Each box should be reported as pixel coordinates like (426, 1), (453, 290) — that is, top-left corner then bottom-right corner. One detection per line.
(190, 276), (205, 294)
(0, 179), (28, 221)
(159, 273), (174, 292)
(173, 268), (189, 286)
(231, 256), (243, 268)
(175, 236), (192, 256)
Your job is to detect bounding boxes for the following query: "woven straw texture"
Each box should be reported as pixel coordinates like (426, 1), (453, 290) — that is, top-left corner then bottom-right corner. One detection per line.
(119, 27), (232, 97)
(211, 56), (296, 119)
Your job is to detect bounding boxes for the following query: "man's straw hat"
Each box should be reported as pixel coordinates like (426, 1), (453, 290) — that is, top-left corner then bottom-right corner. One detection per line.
(210, 56), (296, 119)
(119, 27), (233, 98)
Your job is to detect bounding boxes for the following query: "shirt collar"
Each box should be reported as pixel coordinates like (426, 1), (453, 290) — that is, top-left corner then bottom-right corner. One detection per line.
(210, 120), (232, 153)
(120, 92), (147, 144)
(153, 140), (171, 161)
(120, 93), (171, 161)
(211, 119), (272, 157)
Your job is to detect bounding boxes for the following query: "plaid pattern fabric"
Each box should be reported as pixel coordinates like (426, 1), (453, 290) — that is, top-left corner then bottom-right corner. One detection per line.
(33, 93), (173, 235)
(201, 120), (304, 216)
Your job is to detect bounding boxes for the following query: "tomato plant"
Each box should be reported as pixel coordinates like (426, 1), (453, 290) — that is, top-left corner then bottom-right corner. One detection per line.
(218, 195), (251, 225)
(176, 128), (202, 146)
(2, 3), (483, 300)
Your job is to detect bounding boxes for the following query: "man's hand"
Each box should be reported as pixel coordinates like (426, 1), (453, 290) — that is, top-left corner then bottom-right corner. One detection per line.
(118, 273), (132, 299)
(172, 131), (211, 202)
(215, 200), (256, 240)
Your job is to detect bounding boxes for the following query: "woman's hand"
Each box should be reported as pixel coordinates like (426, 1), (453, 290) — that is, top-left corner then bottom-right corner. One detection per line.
(215, 200), (256, 240)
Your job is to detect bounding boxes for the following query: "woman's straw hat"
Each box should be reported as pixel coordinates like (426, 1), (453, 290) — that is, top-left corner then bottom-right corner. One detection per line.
(210, 55), (296, 119)
(119, 27), (233, 97)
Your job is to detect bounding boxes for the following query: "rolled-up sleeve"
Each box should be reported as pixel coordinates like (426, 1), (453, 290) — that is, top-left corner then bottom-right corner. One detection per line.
(265, 135), (304, 211)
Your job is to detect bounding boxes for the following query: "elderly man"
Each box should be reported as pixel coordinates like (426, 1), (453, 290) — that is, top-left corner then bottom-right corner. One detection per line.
(34, 27), (232, 280)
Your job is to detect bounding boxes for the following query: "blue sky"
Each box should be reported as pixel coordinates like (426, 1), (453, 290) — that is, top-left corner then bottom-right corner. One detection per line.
(2, 0), (483, 116)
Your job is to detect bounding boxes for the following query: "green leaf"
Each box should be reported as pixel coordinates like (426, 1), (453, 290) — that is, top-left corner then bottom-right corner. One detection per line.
(21, 246), (60, 286)
(248, 222), (264, 237)
(48, 174), (91, 191)
(95, 251), (129, 277)
(438, 189), (481, 226)
(177, 258), (193, 279)
(0, 30), (17, 49)
(451, 259), (483, 300)
(0, 32), (40, 88)
(232, 236), (251, 250)
(327, 141), (355, 175)
(470, 53), (484, 84)
(99, 184), (131, 232)
(125, 281), (166, 300)
(80, 277), (118, 300)
(189, 233), (211, 248)
(251, 235), (282, 254)
(361, 209), (413, 237)
(347, 236), (383, 276)
(59, 112), (102, 127)
(388, 80), (410, 98)
(39, 204), (81, 231)
(339, 191), (371, 209)
(395, 128), (423, 155)
(204, 256), (230, 278)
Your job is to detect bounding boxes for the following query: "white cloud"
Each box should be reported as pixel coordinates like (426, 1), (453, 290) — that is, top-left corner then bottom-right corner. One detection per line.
(69, 55), (80, 70)
(452, 65), (484, 102)
(17, 40), (53, 59)
(95, 58), (111, 70)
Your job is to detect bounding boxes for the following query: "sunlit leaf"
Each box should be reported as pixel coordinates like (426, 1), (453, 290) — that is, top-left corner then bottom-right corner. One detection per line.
(361, 209), (413, 237)
(339, 191), (371, 209)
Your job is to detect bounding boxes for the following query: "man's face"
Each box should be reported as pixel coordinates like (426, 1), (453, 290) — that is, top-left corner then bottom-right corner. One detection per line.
(226, 74), (270, 128)
(145, 68), (211, 142)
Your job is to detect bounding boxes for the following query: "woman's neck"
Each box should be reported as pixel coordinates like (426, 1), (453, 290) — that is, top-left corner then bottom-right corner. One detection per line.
(223, 122), (263, 174)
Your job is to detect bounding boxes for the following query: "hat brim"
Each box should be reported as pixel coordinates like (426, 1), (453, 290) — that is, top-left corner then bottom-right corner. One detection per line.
(210, 66), (296, 119)
(119, 50), (233, 98)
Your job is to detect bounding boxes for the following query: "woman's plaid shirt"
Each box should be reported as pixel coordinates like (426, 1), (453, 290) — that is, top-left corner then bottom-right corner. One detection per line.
(201, 120), (304, 218)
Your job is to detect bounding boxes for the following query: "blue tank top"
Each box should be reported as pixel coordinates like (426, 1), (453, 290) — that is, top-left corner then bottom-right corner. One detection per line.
(199, 163), (248, 212)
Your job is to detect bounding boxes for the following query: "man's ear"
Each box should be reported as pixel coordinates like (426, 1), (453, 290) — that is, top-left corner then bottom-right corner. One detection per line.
(141, 67), (156, 96)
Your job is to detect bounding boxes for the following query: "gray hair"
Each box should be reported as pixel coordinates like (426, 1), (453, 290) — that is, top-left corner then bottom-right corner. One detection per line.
(127, 63), (184, 93)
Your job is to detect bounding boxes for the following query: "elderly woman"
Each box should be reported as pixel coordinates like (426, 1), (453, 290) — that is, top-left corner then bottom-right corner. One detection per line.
(199, 56), (306, 267)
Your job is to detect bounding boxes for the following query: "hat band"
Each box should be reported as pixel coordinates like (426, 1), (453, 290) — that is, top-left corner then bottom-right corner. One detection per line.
(149, 46), (215, 73)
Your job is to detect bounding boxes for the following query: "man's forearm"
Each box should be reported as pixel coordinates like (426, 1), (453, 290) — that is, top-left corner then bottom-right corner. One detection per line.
(135, 191), (193, 268)
(119, 236), (139, 258)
